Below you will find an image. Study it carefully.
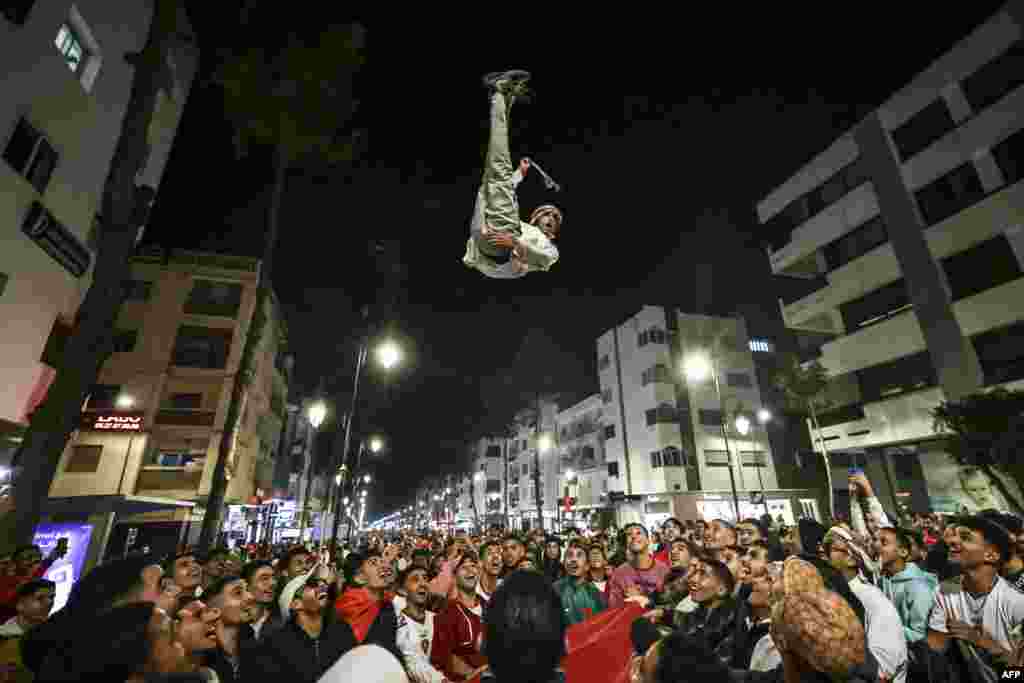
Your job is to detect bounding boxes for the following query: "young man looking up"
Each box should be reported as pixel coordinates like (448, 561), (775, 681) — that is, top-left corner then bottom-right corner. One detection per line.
(653, 519), (684, 566)
(501, 536), (526, 578)
(477, 541), (503, 604)
(554, 541), (606, 625)
(202, 575), (256, 683)
(431, 554), (488, 683)
(396, 567), (450, 683)
(0, 579), (55, 681)
(242, 560), (282, 640)
(166, 552), (204, 598)
(875, 527), (938, 644)
(587, 545), (610, 595)
(336, 551), (400, 659)
(171, 597), (222, 680)
(608, 524), (670, 609)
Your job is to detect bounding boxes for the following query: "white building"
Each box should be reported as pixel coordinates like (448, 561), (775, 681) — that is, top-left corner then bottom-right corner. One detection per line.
(506, 400), (560, 532)
(757, 2), (1024, 516)
(598, 306), (799, 528)
(553, 394), (607, 531)
(0, 1), (196, 464)
(455, 437), (507, 531)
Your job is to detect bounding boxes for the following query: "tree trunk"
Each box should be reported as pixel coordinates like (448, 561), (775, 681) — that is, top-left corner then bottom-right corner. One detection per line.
(807, 402), (836, 523)
(4, 0), (181, 549)
(469, 479), (481, 535)
(534, 394), (544, 533)
(197, 143), (287, 553)
(979, 461), (1024, 516)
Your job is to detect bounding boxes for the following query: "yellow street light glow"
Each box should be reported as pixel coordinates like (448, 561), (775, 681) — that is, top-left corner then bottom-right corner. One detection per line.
(307, 400), (327, 429)
(376, 341), (402, 370)
(683, 354), (712, 383)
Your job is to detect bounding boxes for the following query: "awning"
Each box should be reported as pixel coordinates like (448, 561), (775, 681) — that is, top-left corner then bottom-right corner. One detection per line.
(43, 494), (195, 517)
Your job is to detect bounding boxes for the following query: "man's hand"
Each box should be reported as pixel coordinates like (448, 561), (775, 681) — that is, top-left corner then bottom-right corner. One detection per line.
(849, 473), (874, 498)
(467, 665), (489, 680)
(519, 158), (530, 177)
(643, 608), (665, 623)
(486, 230), (519, 250)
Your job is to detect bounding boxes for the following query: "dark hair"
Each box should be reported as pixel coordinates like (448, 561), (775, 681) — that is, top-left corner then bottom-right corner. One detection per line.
(412, 548), (432, 560)
(282, 546), (312, 566)
(661, 518), (684, 532)
(398, 565), (428, 588)
(342, 550), (381, 585)
(587, 544), (606, 558)
(503, 535), (525, 548)
(12, 545), (40, 560)
(205, 548), (231, 563)
(479, 540), (502, 563)
(241, 559), (274, 583)
(665, 567), (688, 586)
(203, 575), (244, 604)
(564, 540), (590, 556)
(68, 554), (154, 613)
(485, 570), (567, 683)
(16, 579), (55, 600)
(1000, 514), (1024, 536)
(700, 558), (735, 597)
(654, 629), (729, 683)
(69, 602), (157, 679)
(162, 552), (196, 576)
(623, 523), (649, 537)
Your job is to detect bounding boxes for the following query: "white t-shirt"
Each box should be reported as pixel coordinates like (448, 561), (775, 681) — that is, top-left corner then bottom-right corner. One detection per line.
(929, 574), (1024, 652)
(849, 577), (908, 683)
(397, 610), (449, 683)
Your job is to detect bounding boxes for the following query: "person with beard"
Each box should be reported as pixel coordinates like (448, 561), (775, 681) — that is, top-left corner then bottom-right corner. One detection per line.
(242, 565), (357, 683)
(201, 575), (256, 683)
(396, 566), (449, 683)
(543, 537), (565, 584)
(553, 542), (606, 625)
(431, 554), (488, 682)
(477, 541), (503, 604)
(336, 551), (401, 658)
(608, 524), (670, 609)
(501, 536), (526, 579)
(652, 519), (684, 566)
(172, 597), (223, 680)
(672, 558), (738, 667)
(241, 560), (283, 641)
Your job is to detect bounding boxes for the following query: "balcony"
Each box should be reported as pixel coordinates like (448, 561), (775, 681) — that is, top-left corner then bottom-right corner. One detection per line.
(155, 410), (216, 427)
(135, 466), (202, 494)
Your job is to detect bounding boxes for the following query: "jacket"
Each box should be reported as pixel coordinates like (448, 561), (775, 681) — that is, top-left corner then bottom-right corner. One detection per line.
(879, 563), (939, 643)
(0, 618), (30, 683)
(0, 560), (54, 623)
(241, 616), (357, 683)
(431, 600), (486, 682)
(673, 596), (738, 669)
(553, 577), (607, 625)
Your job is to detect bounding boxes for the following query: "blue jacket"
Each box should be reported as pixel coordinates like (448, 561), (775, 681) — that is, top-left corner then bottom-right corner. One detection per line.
(878, 562), (938, 643)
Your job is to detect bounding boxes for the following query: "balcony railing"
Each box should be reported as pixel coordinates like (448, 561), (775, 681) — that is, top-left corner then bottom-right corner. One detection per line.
(155, 410), (216, 427)
(135, 467), (202, 493)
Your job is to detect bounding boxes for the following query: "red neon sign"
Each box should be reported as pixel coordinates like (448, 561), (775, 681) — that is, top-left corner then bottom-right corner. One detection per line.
(82, 412), (144, 431)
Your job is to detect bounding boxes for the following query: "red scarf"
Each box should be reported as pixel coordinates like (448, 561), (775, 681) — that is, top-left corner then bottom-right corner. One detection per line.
(335, 587), (395, 643)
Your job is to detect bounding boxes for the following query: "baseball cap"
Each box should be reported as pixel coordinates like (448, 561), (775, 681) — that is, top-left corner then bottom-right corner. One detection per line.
(278, 562), (322, 620)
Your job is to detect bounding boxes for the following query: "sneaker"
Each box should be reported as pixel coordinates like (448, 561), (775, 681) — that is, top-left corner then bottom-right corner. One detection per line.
(482, 69), (531, 97)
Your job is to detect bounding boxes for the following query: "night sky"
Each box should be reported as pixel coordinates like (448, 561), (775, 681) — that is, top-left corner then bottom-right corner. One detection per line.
(144, 4), (1005, 518)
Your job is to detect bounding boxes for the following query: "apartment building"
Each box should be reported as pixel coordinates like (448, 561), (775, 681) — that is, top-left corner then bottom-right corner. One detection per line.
(596, 306), (812, 528)
(0, 1), (196, 466)
(46, 248), (290, 558)
(455, 437), (507, 530)
(757, 2), (1024, 515)
(553, 394), (608, 531)
(505, 400), (560, 532)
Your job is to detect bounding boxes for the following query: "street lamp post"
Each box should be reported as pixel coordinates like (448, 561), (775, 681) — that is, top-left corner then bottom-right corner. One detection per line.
(735, 410), (772, 517)
(683, 352), (741, 521)
(300, 400), (327, 541)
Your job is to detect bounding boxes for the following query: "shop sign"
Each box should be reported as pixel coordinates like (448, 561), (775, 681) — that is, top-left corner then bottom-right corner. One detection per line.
(82, 411), (145, 431)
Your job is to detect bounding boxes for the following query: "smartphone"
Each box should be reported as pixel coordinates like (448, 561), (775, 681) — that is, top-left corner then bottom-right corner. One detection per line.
(848, 468), (864, 476)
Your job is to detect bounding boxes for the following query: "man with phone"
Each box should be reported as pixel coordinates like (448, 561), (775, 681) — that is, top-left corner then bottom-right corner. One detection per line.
(0, 542), (67, 623)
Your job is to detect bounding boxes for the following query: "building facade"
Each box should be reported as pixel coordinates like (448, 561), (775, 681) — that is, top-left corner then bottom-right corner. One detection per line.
(553, 394), (608, 531)
(757, 2), (1024, 516)
(0, 1), (196, 466)
(597, 306), (801, 527)
(46, 248), (289, 558)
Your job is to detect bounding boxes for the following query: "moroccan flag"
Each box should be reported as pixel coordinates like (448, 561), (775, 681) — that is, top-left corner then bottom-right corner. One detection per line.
(562, 604), (646, 683)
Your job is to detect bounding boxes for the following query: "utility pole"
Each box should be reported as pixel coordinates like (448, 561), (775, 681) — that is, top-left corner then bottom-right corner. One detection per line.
(533, 394), (544, 533)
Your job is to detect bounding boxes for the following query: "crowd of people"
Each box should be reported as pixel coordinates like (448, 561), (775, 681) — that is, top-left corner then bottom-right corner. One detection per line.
(2, 470), (1024, 682)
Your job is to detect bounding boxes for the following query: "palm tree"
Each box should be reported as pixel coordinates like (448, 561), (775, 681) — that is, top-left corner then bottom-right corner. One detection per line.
(932, 387), (1024, 514)
(196, 13), (365, 552)
(772, 353), (836, 520)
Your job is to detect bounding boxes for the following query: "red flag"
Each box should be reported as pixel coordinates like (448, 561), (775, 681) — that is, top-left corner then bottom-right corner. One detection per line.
(562, 604), (646, 683)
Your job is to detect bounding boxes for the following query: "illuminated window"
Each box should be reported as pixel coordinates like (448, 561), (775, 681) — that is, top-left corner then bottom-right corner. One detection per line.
(748, 339), (774, 353)
(55, 22), (87, 74)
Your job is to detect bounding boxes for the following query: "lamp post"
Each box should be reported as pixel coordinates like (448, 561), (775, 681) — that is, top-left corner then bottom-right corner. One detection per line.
(683, 352), (740, 521)
(474, 471), (485, 534)
(300, 400), (327, 541)
(115, 394), (137, 497)
(536, 431), (554, 533)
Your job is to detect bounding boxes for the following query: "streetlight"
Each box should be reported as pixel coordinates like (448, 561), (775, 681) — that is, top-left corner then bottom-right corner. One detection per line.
(369, 436), (383, 453)
(364, 474), (372, 484)
(565, 469), (575, 481)
(734, 414), (751, 436)
(538, 434), (553, 453)
(376, 340), (402, 370)
(299, 399), (328, 541)
(683, 351), (740, 521)
(116, 394), (135, 409)
(114, 394), (138, 495)
(757, 409), (772, 425)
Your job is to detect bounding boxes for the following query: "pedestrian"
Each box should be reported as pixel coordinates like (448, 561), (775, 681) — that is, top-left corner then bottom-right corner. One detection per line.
(462, 70), (561, 279)
(553, 542), (605, 625)
(608, 524), (670, 609)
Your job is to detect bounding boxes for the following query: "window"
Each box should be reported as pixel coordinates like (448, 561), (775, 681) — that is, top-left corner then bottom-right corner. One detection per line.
(839, 279), (911, 331)
(1, 1), (35, 24)
(87, 384), (121, 411)
(171, 326), (233, 369)
(607, 462), (620, 478)
(66, 444), (102, 473)
(726, 372), (752, 388)
(184, 280), (244, 317)
(961, 39), (1024, 112)
(823, 215), (888, 270)
(662, 446), (684, 467)
(3, 118), (58, 194)
(646, 403), (676, 426)
(521, 463), (528, 476)
(816, 403), (867, 428)
(113, 329), (138, 353)
(749, 339), (774, 353)
(601, 388), (612, 404)
(21, 202), (91, 277)
(650, 451), (663, 468)
(122, 279), (153, 301)
(638, 331), (648, 347)
(972, 320), (1024, 386)
(890, 99), (956, 160)
(604, 424), (616, 439)
(55, 22), (88, 74)
(741, 451), (767, 467)
(0, 272), (7, 298)
(942, 235), (1022, 302)
(167, 393), (202, 410)
(855, 351), (937, 403)
(704, 450), (730, 467)
(599, 354), (610, 370)
(648, 328), (667, 344)
(914, 163), (985, 226)
(699, 409), (723, 427)
(486, 445), (501, 458)
(641, 364), (670, 386)
(992, 126), (1024, 187)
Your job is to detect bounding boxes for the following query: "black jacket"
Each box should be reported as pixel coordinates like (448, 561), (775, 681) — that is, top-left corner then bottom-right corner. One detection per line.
(361, 599), (402, 664)
(241, 616), (357, 683)
(674, 596), (738, 670)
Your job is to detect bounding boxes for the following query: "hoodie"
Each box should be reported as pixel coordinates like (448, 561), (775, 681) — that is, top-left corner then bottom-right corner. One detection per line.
(878, 563), (938, 643)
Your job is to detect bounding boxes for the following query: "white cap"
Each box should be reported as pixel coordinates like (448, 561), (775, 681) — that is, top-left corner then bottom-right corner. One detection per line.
(279, 562), (321, 621)
(318, 645), (408, 683)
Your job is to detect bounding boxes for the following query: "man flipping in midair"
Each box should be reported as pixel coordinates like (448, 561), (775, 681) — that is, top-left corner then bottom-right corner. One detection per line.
(463, 70), (562, 279)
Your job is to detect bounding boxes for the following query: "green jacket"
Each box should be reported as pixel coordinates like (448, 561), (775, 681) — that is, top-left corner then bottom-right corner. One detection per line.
(553, 576), (607, 625)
